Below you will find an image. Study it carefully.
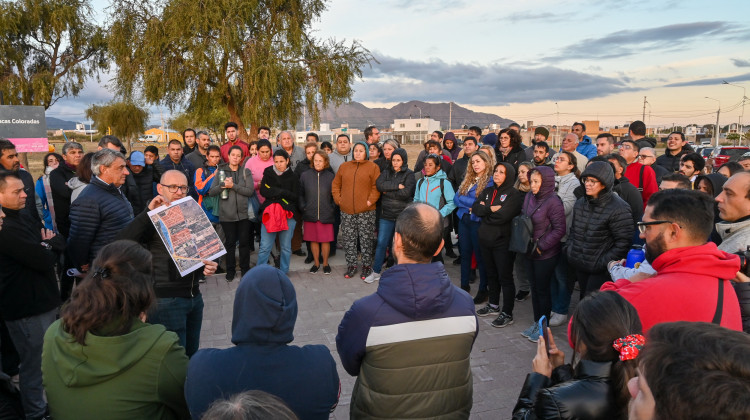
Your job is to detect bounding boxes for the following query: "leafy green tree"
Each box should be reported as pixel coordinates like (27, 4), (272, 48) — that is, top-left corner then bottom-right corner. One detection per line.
(85, 101), (148, 150)
(169, 108), (230, 140)
(0, 0), (107, 109)
(108, 0), (373, 141)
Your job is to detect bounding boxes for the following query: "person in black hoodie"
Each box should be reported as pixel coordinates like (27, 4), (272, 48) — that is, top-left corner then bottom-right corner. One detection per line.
(472, 162), (523, 327)
(513, 291), (642, 420)
(565, 161), (633, 297)
(365, 148), (416, 283)
(258, 149), (299, 274)
(655, 131), (693, 173)
(127, 150), (163, 215)
(495, 128), (525, 171)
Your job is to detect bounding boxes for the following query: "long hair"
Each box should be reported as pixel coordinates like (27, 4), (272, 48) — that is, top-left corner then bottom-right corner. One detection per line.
(514, 162), (533, 192)
(559, 151), (581, 178)
(76, 152), (95, 183)
(61, 240), (155, 345)
(570, 291), (642, 419)
(459, 150), (492, 197)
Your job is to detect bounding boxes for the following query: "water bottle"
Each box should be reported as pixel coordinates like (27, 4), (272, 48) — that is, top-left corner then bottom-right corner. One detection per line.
(219, 170), (228, 200)
(626, 245), (645, 268)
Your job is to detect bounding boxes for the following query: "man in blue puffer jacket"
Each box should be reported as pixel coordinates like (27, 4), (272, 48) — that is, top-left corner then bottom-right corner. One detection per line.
(68, 149), (134, 273)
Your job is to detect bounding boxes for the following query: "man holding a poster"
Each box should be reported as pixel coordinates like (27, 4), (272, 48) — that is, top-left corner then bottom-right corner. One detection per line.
(117, 170), (218, 357)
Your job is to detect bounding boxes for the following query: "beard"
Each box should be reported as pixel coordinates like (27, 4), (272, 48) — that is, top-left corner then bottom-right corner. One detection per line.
(645, 231), (667, 265)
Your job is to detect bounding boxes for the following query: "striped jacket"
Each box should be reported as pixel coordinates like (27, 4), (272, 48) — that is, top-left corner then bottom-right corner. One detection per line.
(336, 262), (478, 419)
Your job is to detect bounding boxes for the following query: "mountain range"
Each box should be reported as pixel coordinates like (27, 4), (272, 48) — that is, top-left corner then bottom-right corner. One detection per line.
(46, 100), (515, 131)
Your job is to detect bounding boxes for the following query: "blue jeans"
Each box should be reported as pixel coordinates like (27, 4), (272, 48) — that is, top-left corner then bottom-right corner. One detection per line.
(149, 295), (204, 357)
(373, 219), (396, 273)
(258, 218), (296, 274)
(5, 308), (57, 418)
(458, 214), (487, 291)
(551, 246), (571, 315)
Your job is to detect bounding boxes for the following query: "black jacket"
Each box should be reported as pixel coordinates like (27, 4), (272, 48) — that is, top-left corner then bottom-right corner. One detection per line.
(259, 166), (299, 219)
(116, 209), (201, 298)
(299, 168), (336, 224)
(0, 208), (62, 320)
(294, 158), (312, 179)
(448, 155), (470, 190)
(496, 146), (525, 171)
(566, 162), (634, 274)
(734, 282), (750, 334)
(49, 163), (77, 237)
(655, 144), (693, 173)
(130, 164), (163, 215)
(0, 167), (40, 229)
(613, 177), (643, 227)
(472, 162), (523, 247)
(159, 156), (197, 200)
(376, 160), (416, 222)
(513, 360), (620, 420)
(67, 177), (134, 269)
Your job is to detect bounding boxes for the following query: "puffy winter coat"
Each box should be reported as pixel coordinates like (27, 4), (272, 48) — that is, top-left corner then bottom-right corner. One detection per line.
(566, 162), (633, 274)
(130, 164), (162, 215)
(473, 162), (523, 247)
(555, 172), (579, 242)
(376, 149), (416, 221)
(496, 146), (525, 170)
(413, 169), (456, 218)
(612, 176), (643, 227)
(299, 168), (336, 224)
(513, 360), (620, 420)
(259, 166), (299, 219)
(575, 135), (598, 159)
(49, 163), (77, 237)
(208, 163), (254, 222)
(523, 166), (566, 260)
(331, 160), (380, 215)
(67, 177), (134, 269)
(336, 262), (478, 419)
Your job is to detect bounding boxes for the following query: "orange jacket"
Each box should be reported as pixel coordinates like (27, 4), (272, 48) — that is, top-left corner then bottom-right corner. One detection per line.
(332, 160), (380, 215)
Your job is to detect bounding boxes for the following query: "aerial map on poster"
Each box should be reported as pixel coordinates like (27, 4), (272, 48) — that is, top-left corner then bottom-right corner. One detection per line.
(148, 197), (226, 276)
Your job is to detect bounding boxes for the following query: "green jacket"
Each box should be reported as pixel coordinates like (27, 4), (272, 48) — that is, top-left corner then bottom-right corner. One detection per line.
(42, 319), (190, 420)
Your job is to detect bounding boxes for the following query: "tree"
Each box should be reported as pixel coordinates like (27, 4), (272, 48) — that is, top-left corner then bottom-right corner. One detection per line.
(85, 101), (148, 150)
(108, 0), (373, 141)
(0, 0), (107, 109)
(169, 108), (230, 140)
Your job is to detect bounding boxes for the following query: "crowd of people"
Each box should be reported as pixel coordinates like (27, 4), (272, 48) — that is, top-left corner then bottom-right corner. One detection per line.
(0, 117), (749, 419)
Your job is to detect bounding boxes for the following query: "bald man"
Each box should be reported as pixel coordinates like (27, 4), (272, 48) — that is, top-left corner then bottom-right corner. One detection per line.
(552, 133), (588, 173)
(117, 170), (217, 357)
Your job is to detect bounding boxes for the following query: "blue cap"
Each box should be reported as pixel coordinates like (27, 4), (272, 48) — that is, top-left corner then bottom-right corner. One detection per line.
(129, 151), (146, 166)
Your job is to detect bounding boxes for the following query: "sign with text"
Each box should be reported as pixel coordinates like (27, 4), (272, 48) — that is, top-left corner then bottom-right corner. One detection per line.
(0, 105), (49, 152)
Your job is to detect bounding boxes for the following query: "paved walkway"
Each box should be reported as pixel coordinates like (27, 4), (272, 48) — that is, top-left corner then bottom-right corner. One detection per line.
(198, 246), (576, 419)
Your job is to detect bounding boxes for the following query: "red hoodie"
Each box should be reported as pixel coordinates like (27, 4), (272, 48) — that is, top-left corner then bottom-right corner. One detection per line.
(600, 242), (742, 333)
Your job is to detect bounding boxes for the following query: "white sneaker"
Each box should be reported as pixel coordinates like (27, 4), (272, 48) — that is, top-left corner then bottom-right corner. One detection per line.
(363, 271), (381, 284)
(549, 312), (568, 327)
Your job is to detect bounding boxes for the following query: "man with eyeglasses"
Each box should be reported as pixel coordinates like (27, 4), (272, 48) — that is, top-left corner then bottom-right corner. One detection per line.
(117, 170), (218, 357)
(655, 131), (693, 173)
(619, 139), (657, 208)
(601, 189), (742, 332)
(637, 146), (668, 184)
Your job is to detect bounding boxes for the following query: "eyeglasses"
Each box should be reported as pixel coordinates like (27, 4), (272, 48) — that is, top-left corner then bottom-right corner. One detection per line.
(637, 220), (678, 234)
(582, 178), (600, 185)
(619, 145), (634, 150)
(638, 154), (655, 159)
(160, 184), (189, 193)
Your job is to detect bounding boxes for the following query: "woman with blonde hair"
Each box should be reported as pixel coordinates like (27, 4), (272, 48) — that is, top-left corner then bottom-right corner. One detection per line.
(454, 150), (494, 303)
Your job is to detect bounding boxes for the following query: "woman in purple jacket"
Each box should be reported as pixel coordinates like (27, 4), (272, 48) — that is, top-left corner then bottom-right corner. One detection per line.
(519, 165), (567, 343)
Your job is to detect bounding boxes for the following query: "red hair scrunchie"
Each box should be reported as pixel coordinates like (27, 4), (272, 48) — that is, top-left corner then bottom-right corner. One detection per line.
(612, 334), (645, 361)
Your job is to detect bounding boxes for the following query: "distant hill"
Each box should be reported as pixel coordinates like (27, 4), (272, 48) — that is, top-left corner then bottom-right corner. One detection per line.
(305, 100), (514, 131)
(46, 117), (78, 130)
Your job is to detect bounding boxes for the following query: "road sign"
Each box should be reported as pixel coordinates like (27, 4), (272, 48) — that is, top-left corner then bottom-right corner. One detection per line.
(0, 105), (49, 152)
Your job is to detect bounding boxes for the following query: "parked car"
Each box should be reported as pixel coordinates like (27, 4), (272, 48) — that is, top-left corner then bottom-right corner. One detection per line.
(707, 146), (749, 171)
(700, 147), (714, 160)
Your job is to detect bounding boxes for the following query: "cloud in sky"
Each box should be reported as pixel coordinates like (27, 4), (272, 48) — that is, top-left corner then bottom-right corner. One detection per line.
(549, 21), (742, 60)
(354, 54), (629, 105)
(664, 72), (750, 87)
(732, 58), (750, 68)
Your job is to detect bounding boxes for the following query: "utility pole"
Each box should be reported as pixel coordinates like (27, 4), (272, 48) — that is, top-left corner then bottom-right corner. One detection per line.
(706, 97), (721, 147)
(449, 102), (452, 131)
(642, 96), (647, 121)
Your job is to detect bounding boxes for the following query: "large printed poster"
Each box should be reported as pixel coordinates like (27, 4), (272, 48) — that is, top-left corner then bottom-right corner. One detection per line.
(148, 197), (226, 276)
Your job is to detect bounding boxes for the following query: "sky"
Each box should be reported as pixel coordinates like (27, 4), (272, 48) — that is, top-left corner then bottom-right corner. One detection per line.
(47, 0), (750, 130)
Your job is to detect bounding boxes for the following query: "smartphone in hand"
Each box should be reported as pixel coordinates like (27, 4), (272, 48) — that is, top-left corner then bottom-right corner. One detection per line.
(538, 316), (550, 354)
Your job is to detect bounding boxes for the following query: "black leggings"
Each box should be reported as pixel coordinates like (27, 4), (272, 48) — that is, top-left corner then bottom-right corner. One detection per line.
(480, 245), (516, 315)
(222, 219), (251, 274)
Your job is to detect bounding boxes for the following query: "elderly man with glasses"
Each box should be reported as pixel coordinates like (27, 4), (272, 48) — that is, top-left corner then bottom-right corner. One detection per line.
(637, 146), (669, 184)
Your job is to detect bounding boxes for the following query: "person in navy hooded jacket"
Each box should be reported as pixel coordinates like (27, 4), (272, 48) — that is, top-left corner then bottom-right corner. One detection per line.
(185, 265), (339, 420)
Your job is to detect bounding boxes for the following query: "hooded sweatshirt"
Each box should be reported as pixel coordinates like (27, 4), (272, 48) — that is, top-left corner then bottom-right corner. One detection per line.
(186, 266), (339, 420)
(473, 162), (523, 247)
(601, 242), (742, 332)
(695, 173), (728, 244)
(42, 319), (189, 420)
(566, 162), (633, 273)
(332, 143), (380, 215)
(523, 166), (567, 260)
(376, 148), (417, 221)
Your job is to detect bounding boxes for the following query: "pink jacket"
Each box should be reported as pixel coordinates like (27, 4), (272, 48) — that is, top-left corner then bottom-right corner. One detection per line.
(245, 156), (274, 204)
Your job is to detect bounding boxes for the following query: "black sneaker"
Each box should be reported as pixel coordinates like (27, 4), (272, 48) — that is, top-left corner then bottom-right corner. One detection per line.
(323, 265), (332, 275)
(360, 266), (372, 280)
(515, 290), (530, 301)
(460, 284), (470, 293)
(452, 257), (461, 266)
(344, 266), (357, 279)
(473, 290), (488, 304)
(310, 265), (320, 274)
(445, 248), (458, 258)
(293, 249), (306, 257)
(491, 312), (514, 328)
(225, 272), (235, 282)
(476, 304), (500, 317)
(304, 255), (314, 264)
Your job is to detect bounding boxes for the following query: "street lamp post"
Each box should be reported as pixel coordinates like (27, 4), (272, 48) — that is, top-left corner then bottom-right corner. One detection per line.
(706, 97), (721, 147)
(723, 80), (747, 145)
